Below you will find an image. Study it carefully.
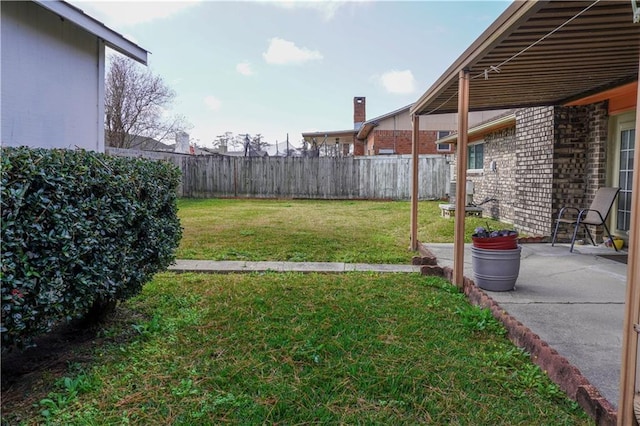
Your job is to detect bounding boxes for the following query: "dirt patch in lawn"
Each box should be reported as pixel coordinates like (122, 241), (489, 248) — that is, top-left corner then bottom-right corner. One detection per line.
(1, 306), (143, 423)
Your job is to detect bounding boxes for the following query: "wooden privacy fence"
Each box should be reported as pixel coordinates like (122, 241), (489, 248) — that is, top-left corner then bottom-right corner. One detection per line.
(107, 149), (450, 200)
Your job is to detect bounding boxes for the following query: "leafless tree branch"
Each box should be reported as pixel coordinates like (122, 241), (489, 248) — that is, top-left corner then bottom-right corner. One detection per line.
(105, 54), (190, 149)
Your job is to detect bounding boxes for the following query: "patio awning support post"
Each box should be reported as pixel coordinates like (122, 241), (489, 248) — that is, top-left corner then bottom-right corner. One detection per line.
(453, 69), (470, 287)
(410, 113), (420, 251)
(618, 52), (640, 426)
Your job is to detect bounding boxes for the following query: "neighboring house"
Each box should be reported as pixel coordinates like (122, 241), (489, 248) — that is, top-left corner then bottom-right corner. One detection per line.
(126, 135), (176, 152)
(1, 0), (147, 152)
(303, 97), (508, 156)
(356, 99), (509, 156)
(301, 129), (355, 157)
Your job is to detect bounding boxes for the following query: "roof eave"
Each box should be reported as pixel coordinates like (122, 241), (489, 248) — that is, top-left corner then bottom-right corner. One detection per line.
(356, 122), (377, 140)
(365, 104), (412, 124)
(33, 0), (148, 65)
(301, 130), (355, 139)
(437, 113), (516, 144)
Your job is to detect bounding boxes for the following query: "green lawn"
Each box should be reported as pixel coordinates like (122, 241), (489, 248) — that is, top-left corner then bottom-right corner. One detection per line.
(11, 273), (589, 425)
(2, 199), (591, 425)
(176, 199), (509, 263)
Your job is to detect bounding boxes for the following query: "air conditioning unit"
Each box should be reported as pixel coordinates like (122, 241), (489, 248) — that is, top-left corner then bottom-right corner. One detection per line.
(449, 181), (475, 206)
(449, 181), (456, 204)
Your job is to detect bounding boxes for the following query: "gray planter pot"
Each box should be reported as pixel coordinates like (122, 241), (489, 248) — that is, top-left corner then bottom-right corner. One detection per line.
(471, 246), (521, 291)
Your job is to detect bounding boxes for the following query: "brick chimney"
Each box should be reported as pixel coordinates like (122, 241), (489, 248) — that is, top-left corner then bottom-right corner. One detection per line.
(353, 97), (366, 155)
(354, 97), (366, 130)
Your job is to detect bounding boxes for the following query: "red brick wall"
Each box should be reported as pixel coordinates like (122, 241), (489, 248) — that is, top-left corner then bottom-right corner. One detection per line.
(365, 130), (453, 155)
(353, 136), (365, 156)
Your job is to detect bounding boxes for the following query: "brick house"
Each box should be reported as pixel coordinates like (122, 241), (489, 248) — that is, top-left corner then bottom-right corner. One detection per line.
(303, 97), (507, 156)
(437, 85), (636, 244)
(356, 98), (508, 156)
(410, 0), (637, 246)
(408, 1), (639, 417)
(410, 1), (637, 243)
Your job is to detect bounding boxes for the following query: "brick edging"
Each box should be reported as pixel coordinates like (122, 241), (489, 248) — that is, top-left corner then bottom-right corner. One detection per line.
(416, 244), (617, 426)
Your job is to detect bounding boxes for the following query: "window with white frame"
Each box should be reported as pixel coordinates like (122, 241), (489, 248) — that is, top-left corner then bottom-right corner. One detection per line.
(436, 130), (452, 152)
(467, 142), (484, 170)
(617, 128), (635, 232)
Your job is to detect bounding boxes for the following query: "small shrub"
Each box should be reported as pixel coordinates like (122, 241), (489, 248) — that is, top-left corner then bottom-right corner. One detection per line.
(1, 147), (182, 349)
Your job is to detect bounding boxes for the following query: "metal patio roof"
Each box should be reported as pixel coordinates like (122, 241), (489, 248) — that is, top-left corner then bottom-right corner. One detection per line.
(411, 0), (639, 116)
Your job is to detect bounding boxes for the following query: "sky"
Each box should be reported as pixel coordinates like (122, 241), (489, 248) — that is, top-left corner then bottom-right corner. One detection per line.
(71, 0), (511, 148)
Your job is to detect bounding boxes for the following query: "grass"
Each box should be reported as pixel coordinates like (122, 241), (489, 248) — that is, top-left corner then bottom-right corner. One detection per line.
(176, 198), (508, 263)
(12, 273), (590, 425)
(2, 199), (591, 425)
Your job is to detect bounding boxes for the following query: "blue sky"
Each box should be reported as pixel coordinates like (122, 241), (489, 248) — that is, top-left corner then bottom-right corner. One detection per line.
(73, 1), (511, 148)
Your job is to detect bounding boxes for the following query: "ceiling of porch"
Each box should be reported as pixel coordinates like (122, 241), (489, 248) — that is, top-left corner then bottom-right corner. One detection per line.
(411, 0), (639, 116)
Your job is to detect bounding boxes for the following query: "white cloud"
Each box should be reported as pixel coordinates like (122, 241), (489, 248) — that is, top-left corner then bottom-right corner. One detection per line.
(204, 96), (222, 112)
(72, 1), (200, 26)
(263, 37), (323, 65)
(270, 1), (346, 21)
(236, 62), (254, 76)
(378, 70), (417, 95)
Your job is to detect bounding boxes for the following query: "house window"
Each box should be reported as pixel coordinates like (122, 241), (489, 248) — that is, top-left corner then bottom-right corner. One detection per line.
(436, 131), (452, 152)
(468, 142), (484, 170)
(617, 128), (635, 232)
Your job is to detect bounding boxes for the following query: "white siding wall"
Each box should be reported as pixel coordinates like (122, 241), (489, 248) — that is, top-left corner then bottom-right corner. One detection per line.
(1, 1), (105, 151)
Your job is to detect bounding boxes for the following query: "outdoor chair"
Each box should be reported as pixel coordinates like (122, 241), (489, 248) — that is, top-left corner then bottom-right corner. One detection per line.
(551, 187), (620, 253)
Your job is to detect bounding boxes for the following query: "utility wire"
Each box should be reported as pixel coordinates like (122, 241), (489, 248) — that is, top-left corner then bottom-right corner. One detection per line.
(470, 0), (602, 81)
(420, 0), (602, 116)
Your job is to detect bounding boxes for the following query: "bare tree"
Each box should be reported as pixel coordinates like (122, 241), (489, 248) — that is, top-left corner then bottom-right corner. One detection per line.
(213, 132), (274, 154)
(105, 54), (189, 148)
(213, 132), (239, 150)
(235, 133), (269, 156)
(250, 134), (269, 152)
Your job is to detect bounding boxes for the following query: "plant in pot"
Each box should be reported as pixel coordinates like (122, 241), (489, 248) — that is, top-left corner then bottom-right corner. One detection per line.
(604, 236), (624, 251)
(471, 226), (521, 292)
(472, 227), (519, 249)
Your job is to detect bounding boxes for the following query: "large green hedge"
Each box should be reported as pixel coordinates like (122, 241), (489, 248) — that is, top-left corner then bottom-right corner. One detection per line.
(1, 147), (182, 349)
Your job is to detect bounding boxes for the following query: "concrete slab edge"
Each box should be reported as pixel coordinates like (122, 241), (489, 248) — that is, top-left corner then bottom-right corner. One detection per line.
(417, 243), (617, 426)
(168, 260), (422, 274)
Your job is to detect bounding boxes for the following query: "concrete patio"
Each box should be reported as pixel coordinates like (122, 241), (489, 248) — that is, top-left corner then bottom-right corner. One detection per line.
(421, 241), (628, 418)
